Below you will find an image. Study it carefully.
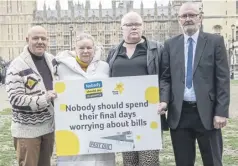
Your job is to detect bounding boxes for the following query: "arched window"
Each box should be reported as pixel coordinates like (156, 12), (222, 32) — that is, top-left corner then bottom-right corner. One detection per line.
(213, 25), (222, 35)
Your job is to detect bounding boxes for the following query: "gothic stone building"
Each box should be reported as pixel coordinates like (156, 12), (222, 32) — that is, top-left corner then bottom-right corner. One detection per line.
(33, 0), (184, 59)
(1, 0), (236, 61)
(0, 0), (36, 61)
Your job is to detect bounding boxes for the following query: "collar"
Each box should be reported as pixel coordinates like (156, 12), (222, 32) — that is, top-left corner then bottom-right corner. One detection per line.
(184, 30), (199, 44)
(120, 36), (156, 49)
(75, 55), (89, 68)
(19, 45), (54, 77)
(123, 36), (146, 45)
(28, 47), (45, 60)
(122, 38), (147, 48)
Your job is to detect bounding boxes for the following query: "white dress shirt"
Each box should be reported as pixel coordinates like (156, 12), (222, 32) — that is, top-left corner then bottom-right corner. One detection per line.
(183, 30), (199, 101)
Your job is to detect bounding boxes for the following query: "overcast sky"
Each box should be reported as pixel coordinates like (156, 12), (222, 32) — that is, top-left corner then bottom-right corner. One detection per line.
(37, 0), (170, 10)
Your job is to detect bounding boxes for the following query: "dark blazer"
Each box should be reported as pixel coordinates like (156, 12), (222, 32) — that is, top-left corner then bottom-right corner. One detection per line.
(107, 36), (169, 131)
(160, 31), (230, 130)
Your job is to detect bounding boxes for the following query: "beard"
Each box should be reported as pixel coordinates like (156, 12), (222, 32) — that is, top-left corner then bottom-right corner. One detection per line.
(183, 24), (199, 36)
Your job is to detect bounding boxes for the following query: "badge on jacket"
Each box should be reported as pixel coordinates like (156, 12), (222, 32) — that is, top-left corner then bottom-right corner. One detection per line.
(25, 76), (38, 90)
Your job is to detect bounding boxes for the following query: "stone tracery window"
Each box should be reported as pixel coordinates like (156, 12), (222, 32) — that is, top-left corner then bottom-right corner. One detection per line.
(213, 25), (222, 35)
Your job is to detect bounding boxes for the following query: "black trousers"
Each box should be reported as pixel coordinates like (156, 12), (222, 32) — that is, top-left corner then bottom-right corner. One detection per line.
(170, 101), (223, 166)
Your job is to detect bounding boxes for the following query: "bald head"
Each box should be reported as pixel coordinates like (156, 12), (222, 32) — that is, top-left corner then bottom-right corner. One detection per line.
(26, 26), (48, 56)
(121, 11), (143, 26)
(27, 26), (47, 38)
(120, 11), (144, 44)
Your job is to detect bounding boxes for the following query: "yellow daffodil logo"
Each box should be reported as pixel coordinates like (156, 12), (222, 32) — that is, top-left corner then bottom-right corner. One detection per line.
(25, 77), (38, 90)
(27, 79), (35, 87)
(114, 83), (124, 94)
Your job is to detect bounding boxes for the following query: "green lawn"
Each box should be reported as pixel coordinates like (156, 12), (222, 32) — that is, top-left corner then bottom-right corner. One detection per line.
(159, 118), (238, 166)
(0, 108), (238, 166)
(230, 80), (238, 84)
(0, 108), (12, 116)
(0, 115), (16, 166)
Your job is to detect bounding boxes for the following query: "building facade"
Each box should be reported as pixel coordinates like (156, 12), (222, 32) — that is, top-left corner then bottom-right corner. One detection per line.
(0, 0), (237, 61)
(33, 0), (183, 60)
(0, 0), (36, 61)
(228, 20), (238, 79)
(202, 0), (237, 46)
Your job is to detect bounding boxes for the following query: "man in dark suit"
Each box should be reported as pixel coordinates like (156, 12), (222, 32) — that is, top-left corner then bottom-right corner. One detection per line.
(158, 2), (230, 166)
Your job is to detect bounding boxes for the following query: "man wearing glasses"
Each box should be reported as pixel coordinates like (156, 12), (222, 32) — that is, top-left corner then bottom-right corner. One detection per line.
(107, 11), (168, 166)
(159, 2), (229, 166)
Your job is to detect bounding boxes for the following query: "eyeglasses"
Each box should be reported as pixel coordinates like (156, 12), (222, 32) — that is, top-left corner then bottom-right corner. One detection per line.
(179, 14), (199, 19)
(123, 23), (142, 28)
(32, 36), (48, 41)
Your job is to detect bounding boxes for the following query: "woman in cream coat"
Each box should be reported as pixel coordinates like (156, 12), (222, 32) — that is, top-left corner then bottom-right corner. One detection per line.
(55, 33), (115, 166)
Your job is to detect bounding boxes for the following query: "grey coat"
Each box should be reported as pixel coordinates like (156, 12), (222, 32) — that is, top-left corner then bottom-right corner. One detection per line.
(106, 37), (168, 130)
(160, 32), (230, 130)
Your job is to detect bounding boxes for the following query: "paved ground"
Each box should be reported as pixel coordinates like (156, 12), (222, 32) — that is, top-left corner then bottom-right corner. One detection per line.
(229, 84), (238, 118)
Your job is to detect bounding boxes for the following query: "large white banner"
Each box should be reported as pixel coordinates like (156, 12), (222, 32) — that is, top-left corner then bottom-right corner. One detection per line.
(54, 75), (162, 157)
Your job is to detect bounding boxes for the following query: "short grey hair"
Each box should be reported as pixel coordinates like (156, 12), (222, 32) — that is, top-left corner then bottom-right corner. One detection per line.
(75, 33), (95, 46)
(179, 2), (200, 16)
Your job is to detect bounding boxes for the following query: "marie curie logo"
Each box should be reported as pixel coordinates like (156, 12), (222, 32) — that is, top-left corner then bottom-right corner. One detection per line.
(84, 81), (103, 99)
(112, 82), (124, 95)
